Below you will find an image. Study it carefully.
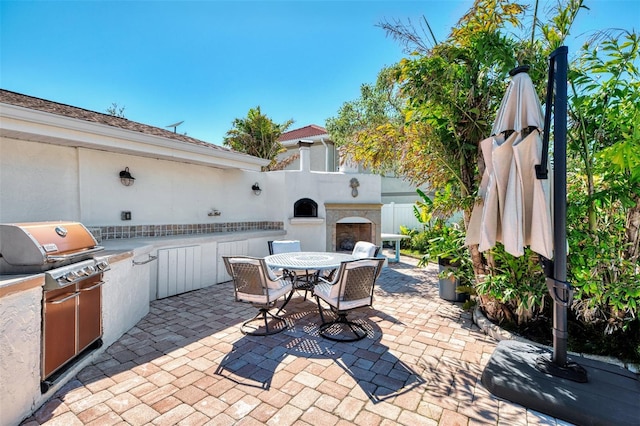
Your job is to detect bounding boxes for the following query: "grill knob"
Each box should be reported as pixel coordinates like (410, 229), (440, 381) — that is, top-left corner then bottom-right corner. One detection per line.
(83, 265), (96, 275)
(96, 261), (109, 271)
(65, 271), (79, 281)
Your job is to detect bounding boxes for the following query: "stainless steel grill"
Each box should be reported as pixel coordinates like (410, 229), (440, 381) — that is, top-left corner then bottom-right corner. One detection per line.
(0, 221), (111, 391)
(44, 257), (110, 290)
(0, 221), (106, 274)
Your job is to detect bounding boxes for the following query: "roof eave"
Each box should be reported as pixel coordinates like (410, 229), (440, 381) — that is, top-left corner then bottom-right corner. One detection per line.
(0, 103), (269, 170)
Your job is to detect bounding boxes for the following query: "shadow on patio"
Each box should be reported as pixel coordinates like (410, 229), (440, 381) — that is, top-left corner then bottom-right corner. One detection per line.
(216, 303), (426, 403)
(24, 257), (556, 426)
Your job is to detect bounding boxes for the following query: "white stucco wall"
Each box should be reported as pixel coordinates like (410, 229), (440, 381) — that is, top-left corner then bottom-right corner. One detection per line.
(266, 170), (381, 251)
(381, 175), (424, 204)
(0, 138), (80, 222)
(0, 282), (43, 426)
(101, 254), (151, 346)
(0, 137), (279, 225)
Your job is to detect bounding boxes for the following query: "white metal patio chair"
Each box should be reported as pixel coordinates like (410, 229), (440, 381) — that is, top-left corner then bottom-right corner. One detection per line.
(223, 256), (293, 336)
(351, 241), (380, 259)
(323, 240), (381, 281)
(314, 257), (385, 342)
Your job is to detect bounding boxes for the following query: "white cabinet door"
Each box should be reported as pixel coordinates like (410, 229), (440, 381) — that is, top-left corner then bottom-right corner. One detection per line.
(217, 240), (248, 283)
(157, 245), (202, 299)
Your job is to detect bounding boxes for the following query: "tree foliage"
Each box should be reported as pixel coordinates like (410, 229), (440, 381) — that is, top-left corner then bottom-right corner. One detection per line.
(329, 0), (640, 337)
(223, 106), (293, 171)
(106, 102), (126, 118)
(325, 66), (405, 176)
(566, 30), (640, 331)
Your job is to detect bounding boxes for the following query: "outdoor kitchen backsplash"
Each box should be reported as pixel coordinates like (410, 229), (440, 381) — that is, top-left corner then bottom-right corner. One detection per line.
(88, 221), (283, 242)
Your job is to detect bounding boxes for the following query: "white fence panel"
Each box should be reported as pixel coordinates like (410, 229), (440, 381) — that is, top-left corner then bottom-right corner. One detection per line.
(381, 202), (422, 234)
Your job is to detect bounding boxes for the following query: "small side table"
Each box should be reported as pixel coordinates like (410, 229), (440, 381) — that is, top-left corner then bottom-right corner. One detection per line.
(381, 233), (411, 263)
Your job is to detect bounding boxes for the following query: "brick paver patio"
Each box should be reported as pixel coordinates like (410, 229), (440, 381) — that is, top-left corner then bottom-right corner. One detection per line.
(22, 255), (570, 425)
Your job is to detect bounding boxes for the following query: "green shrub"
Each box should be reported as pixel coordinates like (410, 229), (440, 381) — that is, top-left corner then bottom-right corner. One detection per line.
(475, 245), (548, 325)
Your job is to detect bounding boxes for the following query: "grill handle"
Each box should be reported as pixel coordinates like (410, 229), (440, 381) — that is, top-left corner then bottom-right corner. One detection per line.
(79, 281), (104, 292)
(46, 246), (105, 262)
(47, 292), (79, 305)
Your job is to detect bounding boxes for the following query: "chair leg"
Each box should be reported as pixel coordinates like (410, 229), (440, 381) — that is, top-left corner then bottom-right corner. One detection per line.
(276, 290), (295, 315)
(315, 295), (327, 324)
(241, 308), (287, 336)
(318, 312), (368, 342)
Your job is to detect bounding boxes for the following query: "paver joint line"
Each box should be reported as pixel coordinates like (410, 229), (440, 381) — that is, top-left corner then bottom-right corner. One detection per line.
(20, 256), (571, 426)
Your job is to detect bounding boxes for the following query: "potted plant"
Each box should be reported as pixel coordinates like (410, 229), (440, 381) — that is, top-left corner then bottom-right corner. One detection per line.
(420, 221), (471, 302)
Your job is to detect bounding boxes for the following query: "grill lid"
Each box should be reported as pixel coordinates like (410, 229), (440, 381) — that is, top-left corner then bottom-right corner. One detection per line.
(0, 221), (102, 272)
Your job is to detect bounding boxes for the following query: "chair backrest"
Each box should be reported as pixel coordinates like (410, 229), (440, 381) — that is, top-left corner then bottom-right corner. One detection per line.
(331, 258), (385, 308)
(223, 256), (274, 301)
(270, 240), (302, 255)
(352, 241), (379, 259)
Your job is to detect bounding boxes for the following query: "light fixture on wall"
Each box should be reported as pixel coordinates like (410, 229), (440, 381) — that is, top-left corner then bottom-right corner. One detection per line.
(119, 167), (135, 186)
(251, 182), (262, 195)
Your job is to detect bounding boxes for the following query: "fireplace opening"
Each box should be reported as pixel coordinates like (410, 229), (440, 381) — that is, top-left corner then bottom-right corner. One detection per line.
(294, 198), (318, 218)
(335, 222), (373, 252)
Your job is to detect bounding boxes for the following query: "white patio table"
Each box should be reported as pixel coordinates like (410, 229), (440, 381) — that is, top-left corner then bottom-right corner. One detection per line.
(265, 252), (356, 311)
(265, 251), (356, 275)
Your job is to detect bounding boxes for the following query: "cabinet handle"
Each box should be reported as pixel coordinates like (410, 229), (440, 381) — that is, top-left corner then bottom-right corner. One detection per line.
(132, 255), (158, 266)
(80, 281), (104, 292)
(47, 292), (79, 304)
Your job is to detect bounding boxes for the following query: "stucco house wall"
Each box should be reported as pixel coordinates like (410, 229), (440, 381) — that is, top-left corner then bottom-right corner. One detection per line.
(0, 279), (42, 425)
(0, 90), (385, 424)
(278, 124), (424, 206)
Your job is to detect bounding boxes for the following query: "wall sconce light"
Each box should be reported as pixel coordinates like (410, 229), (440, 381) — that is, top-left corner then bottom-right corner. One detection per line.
(251, 182), (262, 195)
(119, 167), (135, 186)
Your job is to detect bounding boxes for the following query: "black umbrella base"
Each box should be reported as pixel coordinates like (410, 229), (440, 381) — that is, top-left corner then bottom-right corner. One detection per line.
(481, 340), (640, 426)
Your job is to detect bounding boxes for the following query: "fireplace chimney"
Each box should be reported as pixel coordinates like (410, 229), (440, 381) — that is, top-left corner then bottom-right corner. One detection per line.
(298, 139), (313, 172)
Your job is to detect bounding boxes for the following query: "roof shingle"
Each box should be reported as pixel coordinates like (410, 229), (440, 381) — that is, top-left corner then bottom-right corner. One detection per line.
(279, 124), (328, 142)
(0, 89), (231, 152)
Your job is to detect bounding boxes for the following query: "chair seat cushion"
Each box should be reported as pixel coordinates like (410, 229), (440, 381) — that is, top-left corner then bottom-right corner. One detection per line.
(238, 280), (292, 304)
(314, 282), (371, 311)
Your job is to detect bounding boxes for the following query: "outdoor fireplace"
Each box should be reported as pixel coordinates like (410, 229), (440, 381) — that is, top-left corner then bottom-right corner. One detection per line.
(324, 203), (382, 252)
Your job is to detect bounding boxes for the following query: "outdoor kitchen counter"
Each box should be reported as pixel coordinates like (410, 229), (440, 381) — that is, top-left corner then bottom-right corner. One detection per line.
(0, 273), (44, 299)
(2, 230), (283, 296)
(99, 229), (285, 249)
(99, 229), (285, 264)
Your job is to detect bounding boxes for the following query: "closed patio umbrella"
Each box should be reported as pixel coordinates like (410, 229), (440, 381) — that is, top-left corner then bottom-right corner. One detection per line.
(467, 67), (553, 260)
(478, 47), (640, 426)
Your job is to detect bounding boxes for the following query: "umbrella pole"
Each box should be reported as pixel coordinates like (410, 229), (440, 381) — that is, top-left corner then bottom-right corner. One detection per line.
(551, 46), (569, 366)
(536, 46), (587, 382)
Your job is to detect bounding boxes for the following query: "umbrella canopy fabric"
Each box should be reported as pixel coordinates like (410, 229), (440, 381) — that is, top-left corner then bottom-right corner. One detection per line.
(466, 72), (553, 259)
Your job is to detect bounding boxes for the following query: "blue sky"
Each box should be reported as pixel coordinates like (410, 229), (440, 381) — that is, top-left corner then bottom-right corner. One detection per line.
(1, 1), (638, 145)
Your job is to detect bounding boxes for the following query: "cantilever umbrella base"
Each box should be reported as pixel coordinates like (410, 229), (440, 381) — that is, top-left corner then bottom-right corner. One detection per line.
(482, 340), (640, 426)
